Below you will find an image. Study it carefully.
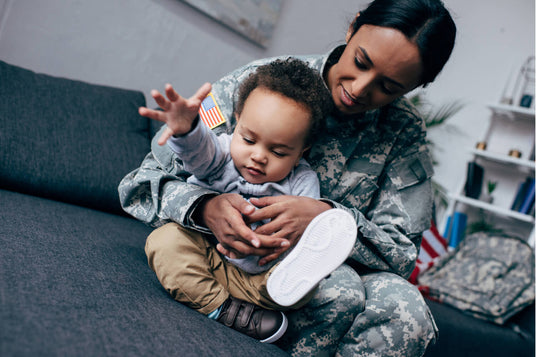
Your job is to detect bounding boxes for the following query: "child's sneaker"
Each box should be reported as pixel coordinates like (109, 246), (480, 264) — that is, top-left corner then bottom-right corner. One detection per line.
(216, 296), (288, 343)
(267, 208), (357, 307)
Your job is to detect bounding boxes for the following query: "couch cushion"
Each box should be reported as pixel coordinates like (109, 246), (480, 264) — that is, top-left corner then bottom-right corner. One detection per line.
(424, 299), (534, 357)
(0, 60), (151, 215)
(0, 189), (288, 356)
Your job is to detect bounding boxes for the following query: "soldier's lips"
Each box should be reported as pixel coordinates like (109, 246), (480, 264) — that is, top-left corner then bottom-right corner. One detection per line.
(340, 86), (365, 109)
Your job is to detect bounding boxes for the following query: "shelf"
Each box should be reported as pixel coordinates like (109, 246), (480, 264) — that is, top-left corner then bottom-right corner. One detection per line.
(488, 103), (535, 120)
(450, 194), (535, 223)
(470, 148), (535, 170)
(443, 99), (535, 244)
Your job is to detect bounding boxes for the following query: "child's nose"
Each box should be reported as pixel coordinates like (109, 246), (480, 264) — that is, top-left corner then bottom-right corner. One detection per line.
(251, 148), (268, 164)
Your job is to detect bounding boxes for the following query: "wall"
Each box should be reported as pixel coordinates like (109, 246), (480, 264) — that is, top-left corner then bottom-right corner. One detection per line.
(0, 0), (358, 102)
(0, 0), (534, 204)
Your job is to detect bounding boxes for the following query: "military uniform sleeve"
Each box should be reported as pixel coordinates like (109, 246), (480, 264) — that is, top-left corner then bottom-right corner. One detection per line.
(345, 155), (432, 278)
(326, 112), (434, 279)
(118, 127), (219, 229)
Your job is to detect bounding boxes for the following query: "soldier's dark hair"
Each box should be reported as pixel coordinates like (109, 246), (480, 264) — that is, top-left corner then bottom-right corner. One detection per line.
(350, 0), (456, 86)
(235, 58), (332, 146)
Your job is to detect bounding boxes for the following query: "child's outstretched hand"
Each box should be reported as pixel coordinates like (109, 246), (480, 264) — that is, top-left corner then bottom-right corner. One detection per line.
(138, 82), (212, 145)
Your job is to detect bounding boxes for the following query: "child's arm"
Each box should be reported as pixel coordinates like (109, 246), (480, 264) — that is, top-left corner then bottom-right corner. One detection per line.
(166, 120), (232, 182)
(138, 83), (212, 145)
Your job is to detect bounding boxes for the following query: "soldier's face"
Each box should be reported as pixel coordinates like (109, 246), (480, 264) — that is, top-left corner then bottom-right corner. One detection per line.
(326, 24), (423, 115)
(230, 88), (310, 184)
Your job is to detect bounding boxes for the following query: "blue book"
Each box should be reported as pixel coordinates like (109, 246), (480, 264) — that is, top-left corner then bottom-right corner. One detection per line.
(448, 212), (467, 249)
(511, 180), (530, 211)
(443, 215), (452, 240)
(519, 178), (535, 214)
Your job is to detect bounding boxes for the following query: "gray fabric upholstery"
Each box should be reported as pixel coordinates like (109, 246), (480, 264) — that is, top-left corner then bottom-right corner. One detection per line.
(0, 189), (287, 356)
(424, 299), (534, 357)
(0, 60), (150, 215)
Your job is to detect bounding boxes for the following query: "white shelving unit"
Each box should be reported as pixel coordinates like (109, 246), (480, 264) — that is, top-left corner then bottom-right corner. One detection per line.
(443, 103), (535, 247)
(468, 148), (535, 170)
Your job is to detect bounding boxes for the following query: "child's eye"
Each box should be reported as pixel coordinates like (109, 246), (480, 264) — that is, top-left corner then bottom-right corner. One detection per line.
(243, 137), (254, 144)
(272, 150), (287, 158)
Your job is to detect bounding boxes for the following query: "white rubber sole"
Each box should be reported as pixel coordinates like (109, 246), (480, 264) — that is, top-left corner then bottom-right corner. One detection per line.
(260, 312), (288, 343)
(267, 209), (357, 307)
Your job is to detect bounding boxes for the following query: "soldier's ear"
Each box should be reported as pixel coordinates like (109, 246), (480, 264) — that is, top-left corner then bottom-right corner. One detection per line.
(346, 12), (360, 43)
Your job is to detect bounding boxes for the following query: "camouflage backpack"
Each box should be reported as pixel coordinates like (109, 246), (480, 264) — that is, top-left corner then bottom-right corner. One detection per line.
(417, 232), (535, 324)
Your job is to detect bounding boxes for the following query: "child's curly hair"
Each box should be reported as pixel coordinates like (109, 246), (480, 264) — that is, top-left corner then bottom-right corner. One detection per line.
(235, 58), (333, 146)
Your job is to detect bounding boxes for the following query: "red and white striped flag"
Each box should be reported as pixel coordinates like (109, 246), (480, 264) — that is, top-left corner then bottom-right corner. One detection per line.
(409, 220), (448, 285)
(199, 93), (226, 129)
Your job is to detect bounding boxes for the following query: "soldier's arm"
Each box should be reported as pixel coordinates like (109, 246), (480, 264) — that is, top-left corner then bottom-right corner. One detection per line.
(118, 126), (219, 230)
(327, 122), (433, 279)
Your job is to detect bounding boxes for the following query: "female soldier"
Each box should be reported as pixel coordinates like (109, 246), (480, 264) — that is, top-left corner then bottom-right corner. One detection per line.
(119, 0), (456, 355)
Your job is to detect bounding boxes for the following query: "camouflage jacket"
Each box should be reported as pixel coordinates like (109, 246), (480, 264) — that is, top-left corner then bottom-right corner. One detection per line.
(118, 46), (434, 278)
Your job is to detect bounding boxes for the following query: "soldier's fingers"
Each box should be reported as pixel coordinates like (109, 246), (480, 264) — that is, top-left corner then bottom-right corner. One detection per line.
(258, 248), (288, 266)
(216, 243), (246, 259)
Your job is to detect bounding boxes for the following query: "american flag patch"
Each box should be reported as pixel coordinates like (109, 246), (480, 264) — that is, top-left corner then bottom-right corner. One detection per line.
(199, 93), (226, 129)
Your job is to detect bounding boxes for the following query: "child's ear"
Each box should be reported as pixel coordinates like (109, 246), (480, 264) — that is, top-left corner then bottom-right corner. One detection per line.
(296, 146), (311, 166)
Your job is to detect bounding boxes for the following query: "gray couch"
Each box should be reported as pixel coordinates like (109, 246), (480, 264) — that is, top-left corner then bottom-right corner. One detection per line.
(0, 59), (533, 356)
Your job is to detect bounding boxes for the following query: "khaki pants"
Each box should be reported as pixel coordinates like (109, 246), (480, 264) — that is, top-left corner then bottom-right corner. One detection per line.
(145, 222), (311, 315)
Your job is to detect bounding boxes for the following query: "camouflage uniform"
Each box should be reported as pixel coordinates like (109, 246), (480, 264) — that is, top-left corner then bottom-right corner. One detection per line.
(119, 46), (438, 356)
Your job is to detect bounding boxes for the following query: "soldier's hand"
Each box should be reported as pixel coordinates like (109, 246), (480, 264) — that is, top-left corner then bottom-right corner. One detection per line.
(248, 195), (332, 265)
(201, 194), (289, 259)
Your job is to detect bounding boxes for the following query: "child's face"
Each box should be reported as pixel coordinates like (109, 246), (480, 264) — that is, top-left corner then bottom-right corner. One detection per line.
(230, 87), (311, 185)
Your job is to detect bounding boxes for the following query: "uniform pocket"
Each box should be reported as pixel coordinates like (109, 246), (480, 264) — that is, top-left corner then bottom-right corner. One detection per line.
(387, 151), (434, 190)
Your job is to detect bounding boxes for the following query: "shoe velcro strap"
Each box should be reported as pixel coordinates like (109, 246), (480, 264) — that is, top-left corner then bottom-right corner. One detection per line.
(222, 298), (241, 327)
(237, 302), (254, 328)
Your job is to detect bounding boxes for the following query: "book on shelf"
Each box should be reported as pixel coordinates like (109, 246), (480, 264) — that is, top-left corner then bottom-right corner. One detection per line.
(511, 177), (535, 214)
(442, 211), (467, 249)
(519, 178), (535, 214)
(511, 179), (530, 211)
(464, 161), (484, 199)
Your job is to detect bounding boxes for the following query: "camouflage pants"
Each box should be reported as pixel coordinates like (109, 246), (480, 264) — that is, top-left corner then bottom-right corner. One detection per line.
(278, 265), (438, 357)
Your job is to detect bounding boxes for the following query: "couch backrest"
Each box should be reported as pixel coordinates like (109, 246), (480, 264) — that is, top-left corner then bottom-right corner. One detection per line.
(0, 60), (151, 215)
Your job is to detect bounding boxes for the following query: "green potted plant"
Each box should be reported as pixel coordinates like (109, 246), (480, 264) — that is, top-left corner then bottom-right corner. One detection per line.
(480, 180), (498, 203)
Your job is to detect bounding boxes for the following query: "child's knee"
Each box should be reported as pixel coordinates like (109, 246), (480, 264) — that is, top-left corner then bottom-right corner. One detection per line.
(145, 222), (181, 257)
